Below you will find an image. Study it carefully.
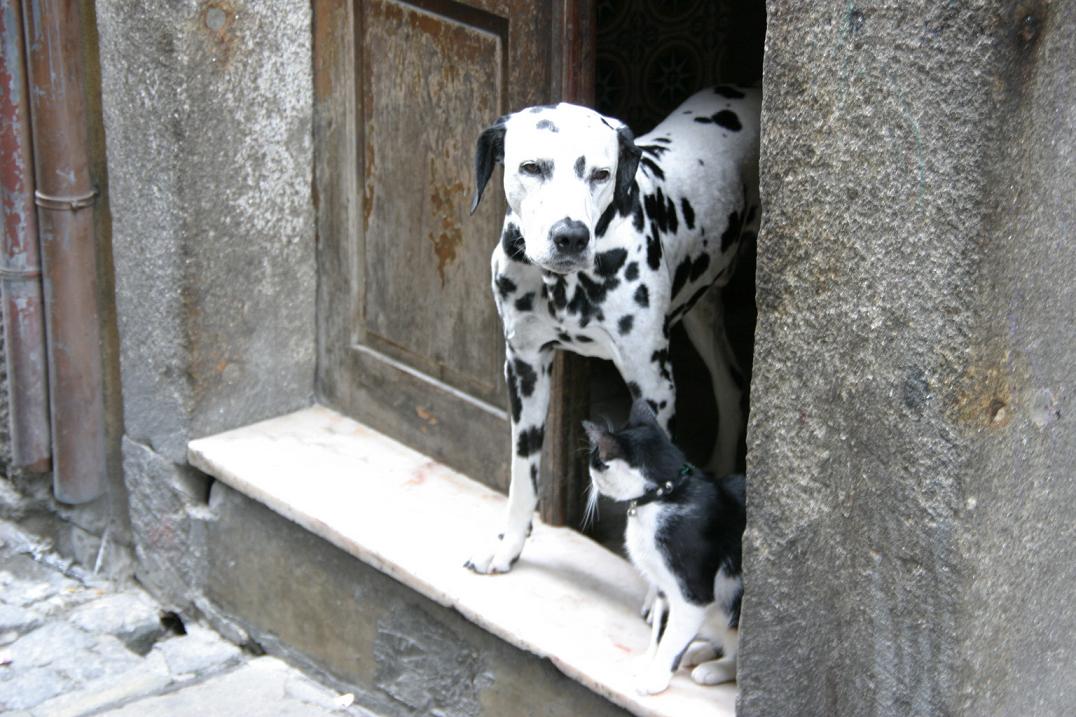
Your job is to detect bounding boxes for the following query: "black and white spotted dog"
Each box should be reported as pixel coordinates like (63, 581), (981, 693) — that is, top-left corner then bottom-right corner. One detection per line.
(465, 86), (760, 574)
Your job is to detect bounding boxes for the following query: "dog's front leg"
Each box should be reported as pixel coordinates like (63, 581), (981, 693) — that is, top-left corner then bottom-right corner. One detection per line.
(465, 347), (552, 574)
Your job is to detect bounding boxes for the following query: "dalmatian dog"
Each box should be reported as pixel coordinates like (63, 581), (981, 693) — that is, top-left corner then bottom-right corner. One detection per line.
(465, 86), (761, 575)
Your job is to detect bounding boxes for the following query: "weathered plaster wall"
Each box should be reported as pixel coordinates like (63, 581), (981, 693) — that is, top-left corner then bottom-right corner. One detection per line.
(96, 0), (315, 603)
(742, 2), (1075, 715)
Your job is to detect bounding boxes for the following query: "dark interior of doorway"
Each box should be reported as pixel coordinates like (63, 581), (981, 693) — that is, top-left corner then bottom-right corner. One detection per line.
(583, 0), (766, 553)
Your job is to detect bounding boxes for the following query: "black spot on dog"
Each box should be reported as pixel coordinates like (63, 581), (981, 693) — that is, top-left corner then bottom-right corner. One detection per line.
(557, 331), (572, 343)
(551, 277), (568, 309)
(694, 110), (742, 131)
(575, 334), (593, 343)
(720, 210), (742, 252)
(595, 203), (616, 238)
(639, 144), (670, 159)
(536, 159), (554, 180)
(502, 224), (529, 263)
(713, 85), (746, 99)
(671, 257), (692, 299)
(680, 198), (695, 230)
(640, 157), (665, 180)
(530, 464), (539, 495)
(495, 274), (516, 298)
(689, 253), (711, 282)
(651, 349), (672, 381)
(713, 110), (742, 131)
(514, 359), (537, 398)
(536, 119), (558, 132)
(631, 196), (645, 231)
(517, 425), (545, 457)
(594, 248), (628, 278)
(505, 362), (522, 422)
(646, 228), (662, 270)
(697, 159), (704, 166)
(574, 155), (585, 178)
(634, 284), (649, 307)
(655, 136), (672, 144)
(626, 381), (642, 399)
(625, 261), (639, 281)
(647, 399), (660, 415)
(618, 315), (634, 335)
(514, 292), (535, 312)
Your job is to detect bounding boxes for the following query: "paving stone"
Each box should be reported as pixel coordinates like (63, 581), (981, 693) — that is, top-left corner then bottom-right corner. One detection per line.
(31, 652), (171, 717)
(0, 604), (42, 635)
(98, 657), (351, 717)
(152, 624), (242, 678)
(68, 592), (163, 654)
(49, 635), (142, 685)
(7, 622), (93, 669)
(0, 666), (66, 710)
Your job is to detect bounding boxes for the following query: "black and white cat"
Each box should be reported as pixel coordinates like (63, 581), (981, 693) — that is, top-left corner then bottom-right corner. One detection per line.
(584, 399), (746, 695)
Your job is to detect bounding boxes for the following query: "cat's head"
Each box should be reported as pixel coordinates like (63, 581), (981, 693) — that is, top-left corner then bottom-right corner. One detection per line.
(582, 399), (685, 502)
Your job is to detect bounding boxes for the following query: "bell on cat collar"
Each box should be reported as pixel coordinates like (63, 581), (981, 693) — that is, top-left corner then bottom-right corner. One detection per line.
(627, 500), (638, 516)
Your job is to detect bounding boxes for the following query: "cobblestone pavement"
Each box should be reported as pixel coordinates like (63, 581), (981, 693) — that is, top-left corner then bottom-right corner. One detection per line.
(0, 518), (372, 716)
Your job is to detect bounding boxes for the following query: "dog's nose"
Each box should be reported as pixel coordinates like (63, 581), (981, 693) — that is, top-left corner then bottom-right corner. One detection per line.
(549, 218), (590, 255)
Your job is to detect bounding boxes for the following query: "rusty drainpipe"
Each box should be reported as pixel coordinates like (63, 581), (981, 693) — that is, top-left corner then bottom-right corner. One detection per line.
(21, 0), (104, 503)
(0, 0), (50, 473)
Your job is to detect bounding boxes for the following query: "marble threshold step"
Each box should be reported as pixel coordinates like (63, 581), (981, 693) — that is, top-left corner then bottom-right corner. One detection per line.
(187, 404), (737, 717)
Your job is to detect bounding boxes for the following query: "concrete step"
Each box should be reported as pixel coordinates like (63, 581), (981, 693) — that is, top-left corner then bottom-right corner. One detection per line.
(189, 405), (738, 717)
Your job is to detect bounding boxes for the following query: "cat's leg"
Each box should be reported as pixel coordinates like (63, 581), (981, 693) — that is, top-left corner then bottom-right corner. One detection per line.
(681, 640), (719, 668)
(645, 592), (667, 658)
(641, 583), (659, 622)
(465, 347), (553, 574)
(690, 626), (738, 685)
(681, 290), (742, 477)
(637, 598), (707, 695)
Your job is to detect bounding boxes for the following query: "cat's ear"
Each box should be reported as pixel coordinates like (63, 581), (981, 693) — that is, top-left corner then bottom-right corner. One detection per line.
(627, 398), (660, 429)
(582, 420), (605, 446)
(582, 420), (621, 462)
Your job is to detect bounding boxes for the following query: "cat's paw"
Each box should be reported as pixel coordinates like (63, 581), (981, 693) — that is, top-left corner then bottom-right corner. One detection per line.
(463, 537), (521, 574)
(690, 658), (736, 686)
(636, 666), (673, 696)
(680, 640), (719, 669)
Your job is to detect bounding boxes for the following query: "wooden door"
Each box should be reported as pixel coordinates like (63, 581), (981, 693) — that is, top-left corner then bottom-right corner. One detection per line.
(314, 0), (593, 520)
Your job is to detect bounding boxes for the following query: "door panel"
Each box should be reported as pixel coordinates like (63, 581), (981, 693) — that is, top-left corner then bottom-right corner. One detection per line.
(316, 0), (559, 492)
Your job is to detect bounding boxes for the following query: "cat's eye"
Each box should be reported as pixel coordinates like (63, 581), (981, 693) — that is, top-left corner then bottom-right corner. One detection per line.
(520, 161), (542, 176)
(590, 168), (611, 183)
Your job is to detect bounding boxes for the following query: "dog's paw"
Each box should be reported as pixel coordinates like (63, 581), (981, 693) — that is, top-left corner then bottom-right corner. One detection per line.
(463, 537), (520, 575)
(635, 666), (673, 696)
(680, 640), (719, 669)
(690, 658), (736, 686)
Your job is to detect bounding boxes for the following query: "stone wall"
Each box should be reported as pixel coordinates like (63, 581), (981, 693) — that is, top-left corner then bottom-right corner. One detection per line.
(96, 0), (316, 604)
(741, 2), (1075, 715)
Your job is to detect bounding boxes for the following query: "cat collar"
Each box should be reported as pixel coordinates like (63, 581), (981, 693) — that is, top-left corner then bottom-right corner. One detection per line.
(626, 463), (695, 516)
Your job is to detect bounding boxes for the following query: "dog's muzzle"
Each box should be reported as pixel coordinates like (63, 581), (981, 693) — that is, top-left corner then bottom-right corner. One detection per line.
(549, 218), (590, 259)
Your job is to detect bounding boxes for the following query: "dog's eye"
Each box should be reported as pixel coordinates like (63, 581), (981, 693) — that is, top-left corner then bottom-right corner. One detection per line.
(590, 169), (611, 183)
(520, 161), (542, 176)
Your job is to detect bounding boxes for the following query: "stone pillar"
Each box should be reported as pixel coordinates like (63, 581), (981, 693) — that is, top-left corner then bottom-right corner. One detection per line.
(96, 1), (315, 604)
(741, 2), (1075, 715)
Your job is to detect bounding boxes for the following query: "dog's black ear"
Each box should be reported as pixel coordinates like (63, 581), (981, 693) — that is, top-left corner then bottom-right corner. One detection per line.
(614, 125), (641, 213)
(471, 118), (508, 215)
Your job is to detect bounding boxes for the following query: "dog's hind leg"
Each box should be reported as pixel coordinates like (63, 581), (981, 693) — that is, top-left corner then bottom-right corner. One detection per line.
(465, 347), (553, 574)
(681, 290), (742, 477)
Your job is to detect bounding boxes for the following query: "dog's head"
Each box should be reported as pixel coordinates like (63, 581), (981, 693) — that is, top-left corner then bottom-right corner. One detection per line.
(471, 104), (641, 274)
